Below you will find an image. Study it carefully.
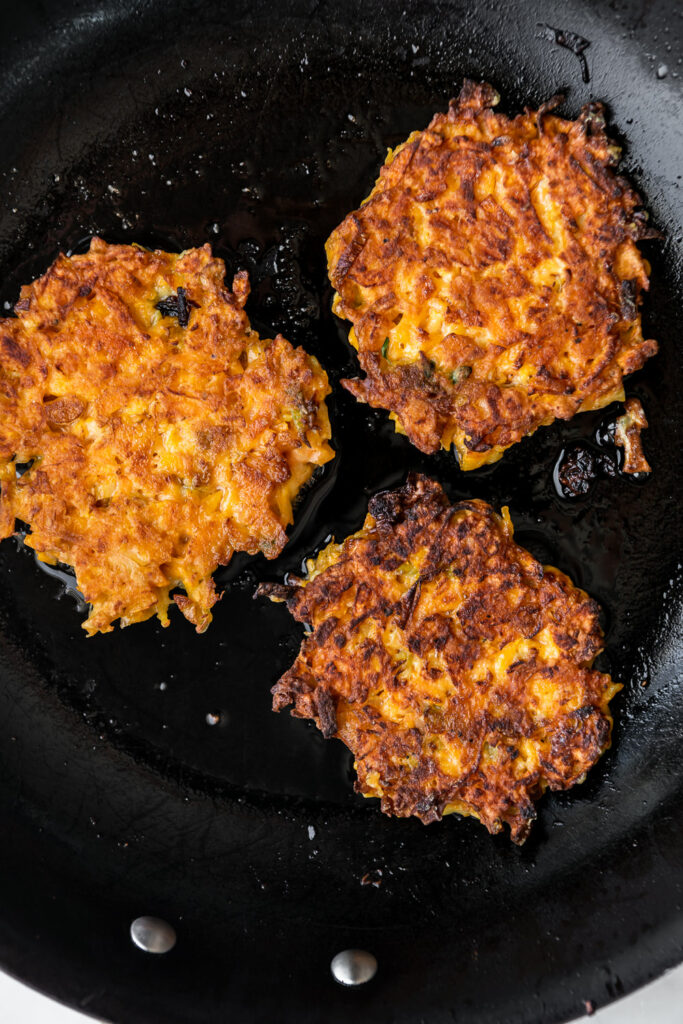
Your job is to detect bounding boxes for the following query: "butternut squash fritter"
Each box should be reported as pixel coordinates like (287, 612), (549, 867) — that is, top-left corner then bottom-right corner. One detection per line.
(0, 239), (333, 635)
(326, 80), (659, 468)
(259, 474), (619, 843)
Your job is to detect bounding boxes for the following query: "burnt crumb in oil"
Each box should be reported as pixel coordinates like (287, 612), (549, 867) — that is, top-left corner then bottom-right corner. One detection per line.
(155, 286), (197, 327)
(555, 399), (653, 498)
(553, 444), (616, 499)
(538, 23), (591, 83)
(597, 405), (651, 482)
(360, 867), (383, 888)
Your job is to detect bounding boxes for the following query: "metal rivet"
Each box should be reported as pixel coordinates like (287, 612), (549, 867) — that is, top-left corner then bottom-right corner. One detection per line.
(130, 916), (176, 954)
(330, 949), (377, 986)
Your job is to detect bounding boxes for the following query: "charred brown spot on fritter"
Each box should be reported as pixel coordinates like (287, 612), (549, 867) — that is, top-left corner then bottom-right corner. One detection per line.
(326, 80), (659, 469)
(0, 238), (333, 635)
(155, 285), (197, 328)
(259, 473), (620, 843)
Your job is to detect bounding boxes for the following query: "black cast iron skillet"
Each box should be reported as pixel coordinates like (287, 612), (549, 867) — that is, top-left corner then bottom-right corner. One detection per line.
(0, 1), (681, 1021)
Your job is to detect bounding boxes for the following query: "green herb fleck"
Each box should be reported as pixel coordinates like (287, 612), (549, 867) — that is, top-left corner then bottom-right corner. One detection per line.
(286, 407), (303, 430)
(451, 365), (472, 385)
(419, 351), (435, 379)
(381, 337), (390, 359)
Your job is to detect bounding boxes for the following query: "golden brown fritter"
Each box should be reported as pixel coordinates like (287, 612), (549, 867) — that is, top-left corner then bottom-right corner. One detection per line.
(259, 474), (620, 843)
(614, 397), (650, 473)
(326, 80), (659, 469)
(0, 239), (333, 635)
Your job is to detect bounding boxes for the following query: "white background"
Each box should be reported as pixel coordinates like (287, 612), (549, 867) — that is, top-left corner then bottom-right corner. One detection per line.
(2, 959), (683, 1022)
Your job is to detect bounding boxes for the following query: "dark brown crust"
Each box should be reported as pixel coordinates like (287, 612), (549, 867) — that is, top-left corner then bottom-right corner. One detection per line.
(261, 474), (619, 843)
(326, 81), (659, 466)
(0, 239), (333, 634)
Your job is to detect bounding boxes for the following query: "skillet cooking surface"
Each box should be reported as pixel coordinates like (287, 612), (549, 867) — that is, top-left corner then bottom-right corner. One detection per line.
(0, 1), (681, 1021)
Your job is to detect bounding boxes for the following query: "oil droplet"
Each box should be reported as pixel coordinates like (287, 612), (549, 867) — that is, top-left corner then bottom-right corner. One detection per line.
(206, 711), (221, 726)
(657, 64), (668, 78)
